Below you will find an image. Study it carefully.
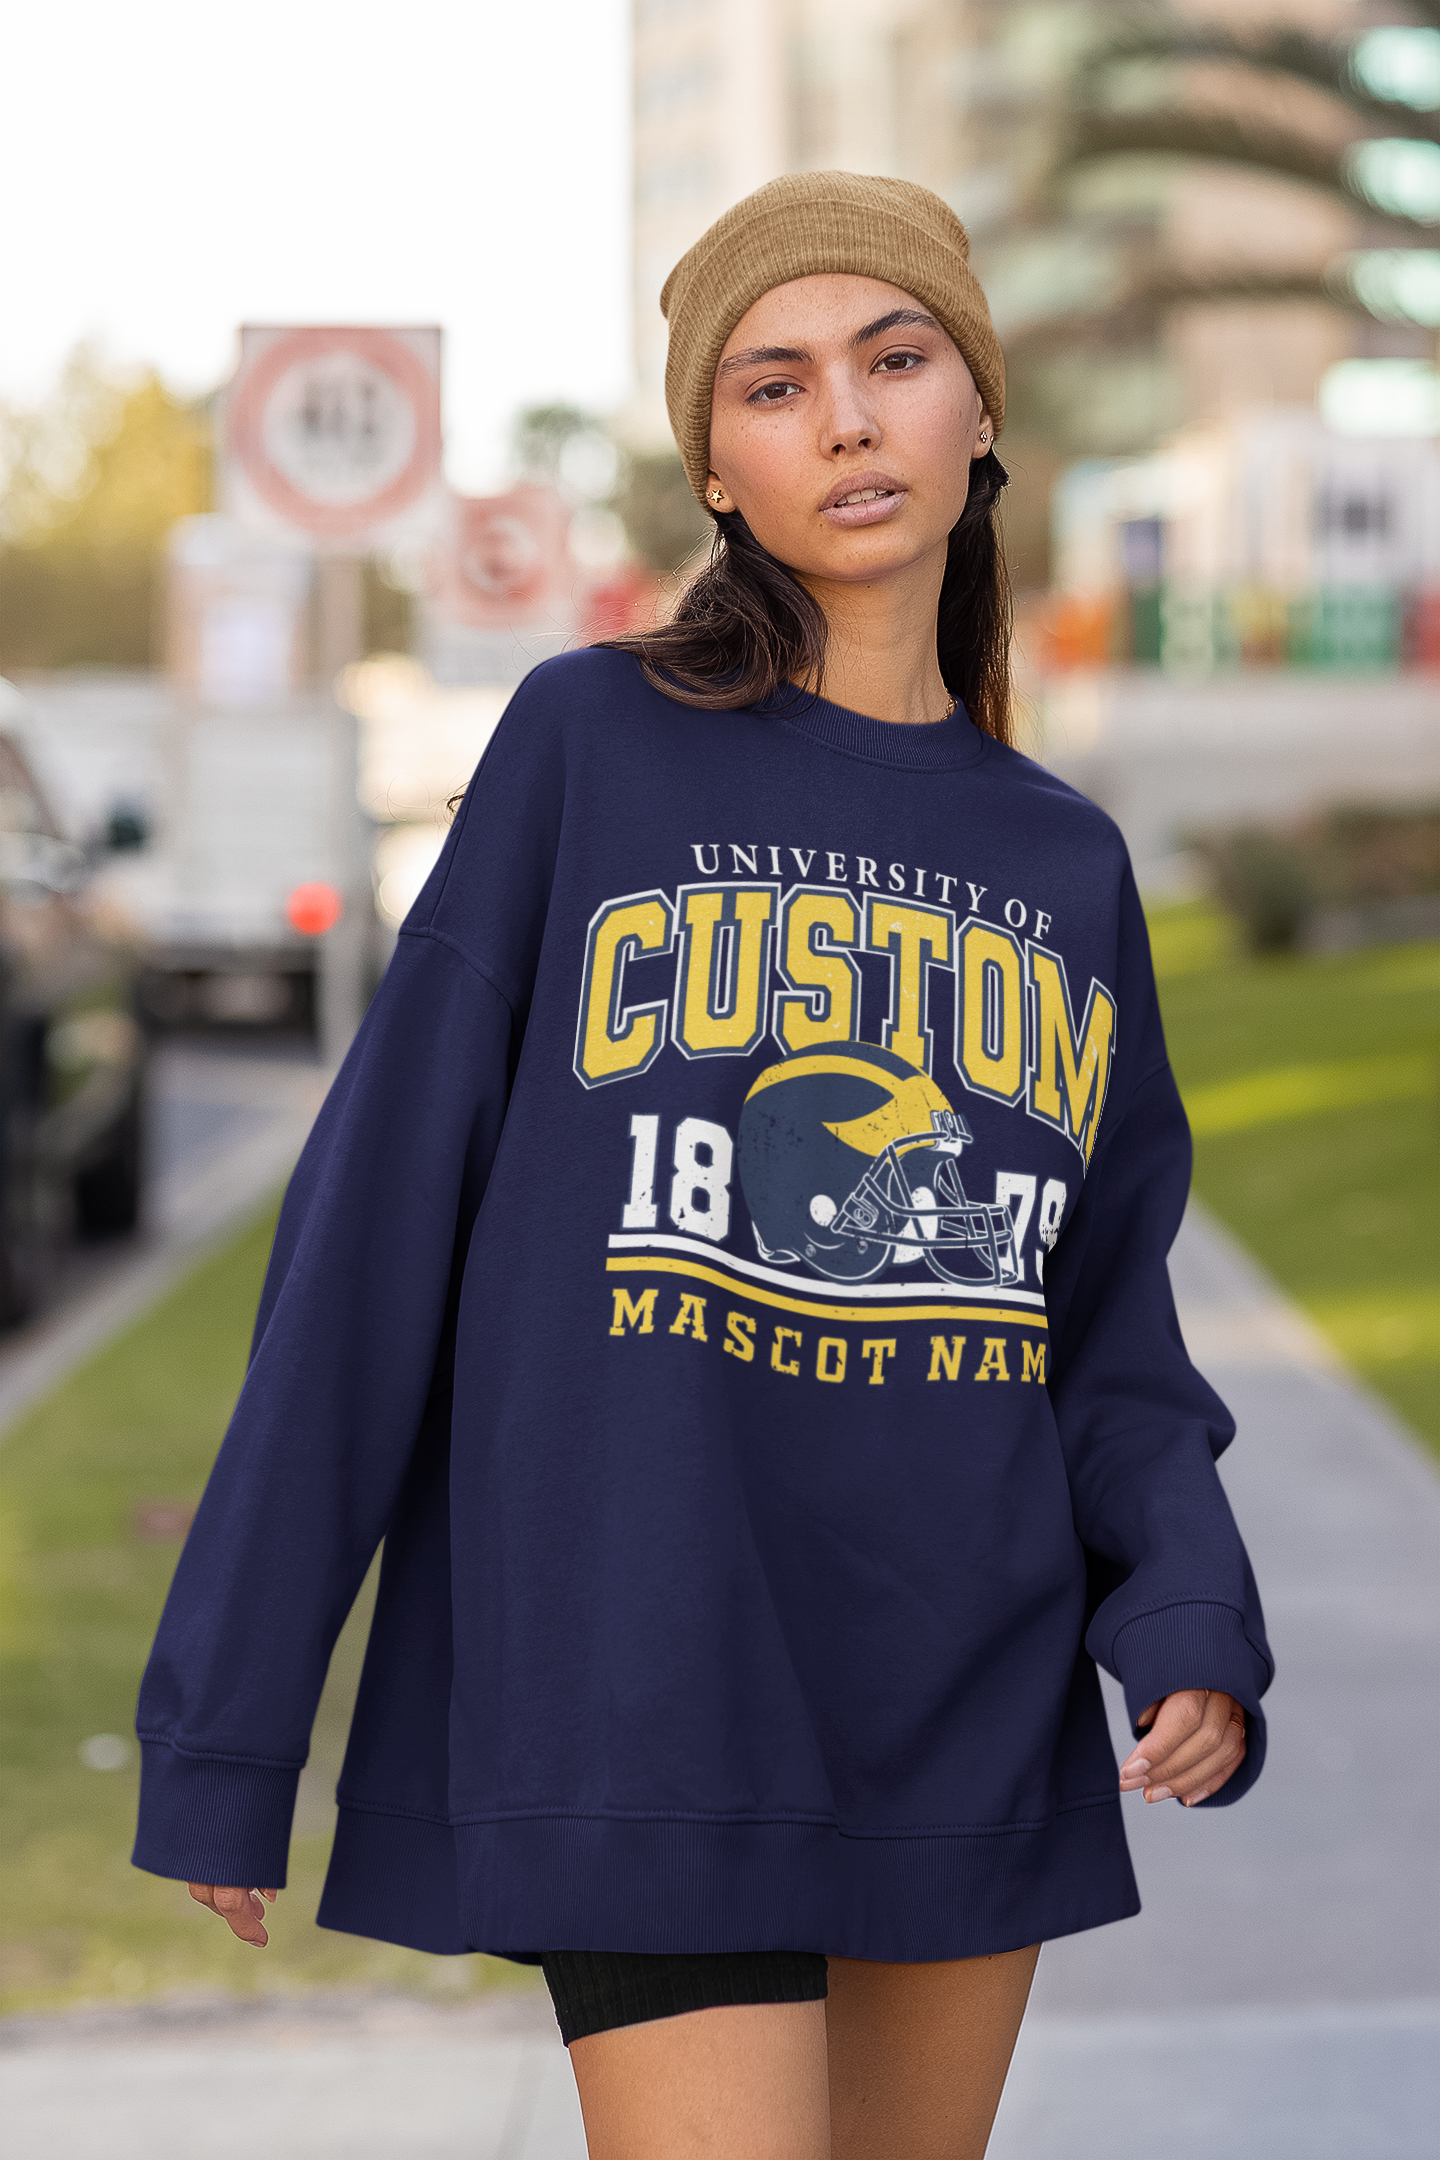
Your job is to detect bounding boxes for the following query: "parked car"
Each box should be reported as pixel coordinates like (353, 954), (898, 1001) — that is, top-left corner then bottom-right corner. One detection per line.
(0, 734), (147, 1324)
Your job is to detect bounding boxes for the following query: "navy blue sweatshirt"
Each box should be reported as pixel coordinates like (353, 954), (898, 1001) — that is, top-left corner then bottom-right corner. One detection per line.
(133, 650), (1272, 1962)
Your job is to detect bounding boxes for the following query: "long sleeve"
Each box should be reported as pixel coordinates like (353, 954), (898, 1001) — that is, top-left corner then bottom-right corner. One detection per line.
(133, 674), (567, 1888)
(1043, 914), (1273, 1807)
(132, 936), (515, 1885)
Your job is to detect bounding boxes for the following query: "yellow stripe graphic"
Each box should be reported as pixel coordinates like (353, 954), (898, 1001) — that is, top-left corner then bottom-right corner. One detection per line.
(604, 1255), (1046, 1330)
(744, 1050), (884, 1099)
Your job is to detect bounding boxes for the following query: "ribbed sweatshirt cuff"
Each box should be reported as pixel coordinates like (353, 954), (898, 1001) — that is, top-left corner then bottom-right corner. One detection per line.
(1108, 1602), (1270, 1807)
(131, 1738), (301, 1886)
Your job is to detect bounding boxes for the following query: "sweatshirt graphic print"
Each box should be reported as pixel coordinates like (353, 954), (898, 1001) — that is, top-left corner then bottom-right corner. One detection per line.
(576, 842), (1111, 1392)
(132, 651), (1272, 1966)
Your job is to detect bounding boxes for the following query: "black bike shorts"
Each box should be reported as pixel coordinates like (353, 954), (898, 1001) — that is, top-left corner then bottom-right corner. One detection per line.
(541, 1948), (830, 2046)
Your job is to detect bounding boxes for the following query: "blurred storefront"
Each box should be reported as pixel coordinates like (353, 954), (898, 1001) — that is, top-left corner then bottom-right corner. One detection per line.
(1047, 392), (1440, 675)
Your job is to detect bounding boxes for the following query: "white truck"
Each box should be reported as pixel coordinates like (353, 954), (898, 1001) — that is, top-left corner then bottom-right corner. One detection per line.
(2, 668), (366, 1052)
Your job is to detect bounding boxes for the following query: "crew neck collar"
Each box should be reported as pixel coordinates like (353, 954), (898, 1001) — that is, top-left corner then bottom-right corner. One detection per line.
(760, 685), (988, 770)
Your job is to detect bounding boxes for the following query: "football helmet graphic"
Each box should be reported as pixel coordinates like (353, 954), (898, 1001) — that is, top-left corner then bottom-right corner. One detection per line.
(737, 1042), (1020, 1286)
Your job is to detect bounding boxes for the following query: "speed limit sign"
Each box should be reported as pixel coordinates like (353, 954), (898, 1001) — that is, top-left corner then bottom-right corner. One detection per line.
(225, 325), (443, 548)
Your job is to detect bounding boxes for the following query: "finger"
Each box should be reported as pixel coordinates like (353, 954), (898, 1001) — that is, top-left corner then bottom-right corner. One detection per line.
(1130, 1688), (1218, 1774)
(1121, 1690), (1240, 1794)
(1181, 1702), (1249, 1807)
(1119, 1703), (1162, 1783)
(1143, 1698), (1246, 1802)
(1152, 1726), (1245, 1803)
(185, 1882), (277, 1939)
(209, 1884), (271, 1946)
(1119, 1690), (1209, 1787)
(1144, 1696), (1238, 1793)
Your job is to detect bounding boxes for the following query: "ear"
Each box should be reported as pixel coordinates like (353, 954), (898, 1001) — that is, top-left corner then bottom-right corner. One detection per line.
(972, 410), (995, 461)
(704, 471), (732, 512)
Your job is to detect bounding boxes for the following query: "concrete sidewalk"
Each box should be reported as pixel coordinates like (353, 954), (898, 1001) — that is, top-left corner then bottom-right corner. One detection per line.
(992, 1205), (1440, 2159)
(0, 1992), (583, 2160)
(1032, 1207), (1440, 2019)
(2, 1204), (1436, 2157)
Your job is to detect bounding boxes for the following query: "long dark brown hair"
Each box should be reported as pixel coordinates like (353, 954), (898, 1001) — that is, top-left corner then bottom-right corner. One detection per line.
(601, 449), (1014, 746)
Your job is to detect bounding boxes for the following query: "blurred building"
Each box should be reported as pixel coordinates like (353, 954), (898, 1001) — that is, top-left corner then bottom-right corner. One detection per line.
(631, 2), (1440, 583)
(632, 0), (956, 430)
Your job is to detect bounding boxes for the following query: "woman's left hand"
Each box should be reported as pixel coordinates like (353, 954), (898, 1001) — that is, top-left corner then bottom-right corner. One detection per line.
(1118, 1689), (1246, 1807)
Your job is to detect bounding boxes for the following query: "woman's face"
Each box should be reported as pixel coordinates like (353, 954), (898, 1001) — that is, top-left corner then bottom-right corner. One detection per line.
(706, 273), (991, 591)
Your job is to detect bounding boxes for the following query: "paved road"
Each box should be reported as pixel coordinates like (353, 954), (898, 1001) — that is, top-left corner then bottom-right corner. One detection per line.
(0, 1037), (328, 1435)
(2, 1182), (1436, 2156)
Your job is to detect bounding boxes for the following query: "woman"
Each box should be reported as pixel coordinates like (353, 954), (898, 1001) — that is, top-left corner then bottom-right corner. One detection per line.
(135, 174), (1270, 2160)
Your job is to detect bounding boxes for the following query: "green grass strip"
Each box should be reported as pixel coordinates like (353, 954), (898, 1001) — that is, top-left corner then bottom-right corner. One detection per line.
(0, 1200), (527, 2018)
(1152, 905), (1439, 1462)
(1186, 1050), (1434, 1137)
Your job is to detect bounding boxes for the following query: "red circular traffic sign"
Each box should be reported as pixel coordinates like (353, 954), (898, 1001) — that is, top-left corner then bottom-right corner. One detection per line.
(228, 327), (442, 541)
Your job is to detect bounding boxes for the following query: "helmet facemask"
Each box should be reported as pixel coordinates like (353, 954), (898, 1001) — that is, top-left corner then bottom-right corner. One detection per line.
(833, 1113), (1020, 1287)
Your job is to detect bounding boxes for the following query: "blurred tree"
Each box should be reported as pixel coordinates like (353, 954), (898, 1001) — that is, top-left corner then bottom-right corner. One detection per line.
(510, 402), (593, 482)
(361, 561), (414, 657)
(614, 451), (711, 578)
(509, 401), (709, 580)
(0, 348), (212, 669)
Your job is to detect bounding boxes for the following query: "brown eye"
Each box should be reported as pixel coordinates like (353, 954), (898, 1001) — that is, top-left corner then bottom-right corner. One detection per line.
(876, 352), (922, 373)
(748, 382), (800, 405)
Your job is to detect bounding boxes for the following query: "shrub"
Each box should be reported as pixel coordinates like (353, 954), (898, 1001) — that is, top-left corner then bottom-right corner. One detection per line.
(1202, 828), (1315, 952)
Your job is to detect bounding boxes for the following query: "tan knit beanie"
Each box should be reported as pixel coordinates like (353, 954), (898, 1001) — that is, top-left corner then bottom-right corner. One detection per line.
(660, 171), (1005, 505)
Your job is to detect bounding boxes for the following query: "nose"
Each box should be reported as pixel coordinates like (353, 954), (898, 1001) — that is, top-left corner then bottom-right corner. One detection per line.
(817, 367), (880, 458)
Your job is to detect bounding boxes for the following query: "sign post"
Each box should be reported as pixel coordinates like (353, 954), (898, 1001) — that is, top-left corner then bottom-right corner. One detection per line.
(223, 326), (444, 1063)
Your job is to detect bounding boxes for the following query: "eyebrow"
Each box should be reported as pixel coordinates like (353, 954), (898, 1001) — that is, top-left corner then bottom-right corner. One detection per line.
(716, 310), (942, 378)
(850, 308), (940, 345)
(717, 343), (811, 376)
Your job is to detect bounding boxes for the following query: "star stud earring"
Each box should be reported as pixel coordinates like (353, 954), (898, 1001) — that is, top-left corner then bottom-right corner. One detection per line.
(710, 488), (725, 506)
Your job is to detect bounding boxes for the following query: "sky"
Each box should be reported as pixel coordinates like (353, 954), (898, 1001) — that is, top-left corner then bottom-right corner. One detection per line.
(0, 0), (632, 492)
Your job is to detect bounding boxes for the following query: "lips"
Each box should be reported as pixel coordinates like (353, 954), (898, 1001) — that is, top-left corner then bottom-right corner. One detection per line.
(820, 470), (904, 512)
(819, 470), (910, 530)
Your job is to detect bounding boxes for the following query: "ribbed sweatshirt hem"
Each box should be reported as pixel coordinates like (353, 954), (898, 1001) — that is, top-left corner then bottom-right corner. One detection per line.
(312, 1798), (1140, 1964)
(1108, 1601), (1270, 1805)
(131, 1738), (301, 1887)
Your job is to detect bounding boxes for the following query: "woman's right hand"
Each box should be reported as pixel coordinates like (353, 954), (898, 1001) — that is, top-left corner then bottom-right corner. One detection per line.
(187, 1884), (278, 1946)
